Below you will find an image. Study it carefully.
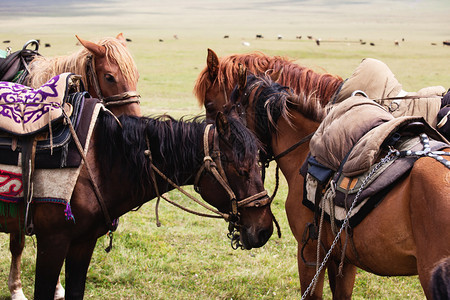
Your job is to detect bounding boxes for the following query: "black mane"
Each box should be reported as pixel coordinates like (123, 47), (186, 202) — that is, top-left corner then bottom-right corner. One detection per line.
(95, 110), (259, 198)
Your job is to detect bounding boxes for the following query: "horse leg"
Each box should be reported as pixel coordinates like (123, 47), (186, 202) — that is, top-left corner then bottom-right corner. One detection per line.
(297, 243), (326, 299)
(409, 157), (450, 299)
(327, 261), (357, 300)
(64, 238), (98, 300)
(34, 235), (69, 300)
(54, 276), (65, 300)
(9, 233), (27, 300)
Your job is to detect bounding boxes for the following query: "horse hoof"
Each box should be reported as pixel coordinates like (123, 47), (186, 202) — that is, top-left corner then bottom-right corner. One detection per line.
(11, 289), (27, 300)
(54, 287), (65, 300)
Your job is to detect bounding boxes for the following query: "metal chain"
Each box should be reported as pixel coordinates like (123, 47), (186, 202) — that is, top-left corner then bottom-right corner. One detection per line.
(395, 133), (450, 169)
(301, 149), (397, 299)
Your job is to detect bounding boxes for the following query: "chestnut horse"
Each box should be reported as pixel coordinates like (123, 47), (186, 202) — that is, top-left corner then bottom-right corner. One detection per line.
(28, 33), (141, 117)
(194, 50), (450, 299)
(6, 33), (141, 300)
(193, 49), (342, 121)
(1, 101), (274, 299)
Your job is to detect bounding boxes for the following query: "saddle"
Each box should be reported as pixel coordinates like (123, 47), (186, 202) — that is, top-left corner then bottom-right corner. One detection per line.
(0, 39), (41, 84)
(0, 72), (98, 235)
(302, 96), (449, 228)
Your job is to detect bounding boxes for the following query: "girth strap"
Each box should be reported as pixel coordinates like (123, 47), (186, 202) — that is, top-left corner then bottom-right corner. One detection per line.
(22, 136), (38, 236)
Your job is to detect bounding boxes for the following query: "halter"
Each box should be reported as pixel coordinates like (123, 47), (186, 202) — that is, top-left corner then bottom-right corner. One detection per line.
(86, 55), (141, 107)
(145, 123), (272, 249)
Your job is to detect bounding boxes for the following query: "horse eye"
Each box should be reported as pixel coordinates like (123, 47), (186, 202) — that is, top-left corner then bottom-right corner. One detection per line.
(238, 169), (250, 177)
(205, 101), (215, 112)
(104, 74), (116, 83)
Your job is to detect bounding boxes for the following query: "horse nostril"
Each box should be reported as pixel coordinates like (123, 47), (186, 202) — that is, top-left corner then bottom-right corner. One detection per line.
(258, 227), (273, 245)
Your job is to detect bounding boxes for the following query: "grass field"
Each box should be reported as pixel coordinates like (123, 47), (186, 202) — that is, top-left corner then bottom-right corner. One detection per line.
(1, 1), (449, 299)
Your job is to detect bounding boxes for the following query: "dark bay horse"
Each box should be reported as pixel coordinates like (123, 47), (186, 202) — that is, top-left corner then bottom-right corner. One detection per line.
(1, 102), (274, 299)
(28, 33), (141, 116)
(194, 50), (450, 298)
(6, 33), (141, 300)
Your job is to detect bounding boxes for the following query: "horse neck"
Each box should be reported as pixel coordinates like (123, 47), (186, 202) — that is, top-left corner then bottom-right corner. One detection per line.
(147, 123), (205, 189)
(95, 115), (205, 218)
(271, 111), (319, 182)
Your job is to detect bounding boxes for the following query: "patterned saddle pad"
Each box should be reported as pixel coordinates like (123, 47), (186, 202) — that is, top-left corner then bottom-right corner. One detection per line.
(0, 72), (81, 135)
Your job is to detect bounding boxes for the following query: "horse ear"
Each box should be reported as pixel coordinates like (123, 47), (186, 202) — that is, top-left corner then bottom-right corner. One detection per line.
(268, 67), (283, 82)
(75, 35), (106, 58)
(116, 33), (125, 41)
(116, 33), (128, 47)
(207, 48), (219, 81)
(216, 111), (231, 139)
(237, 63), (247, 91)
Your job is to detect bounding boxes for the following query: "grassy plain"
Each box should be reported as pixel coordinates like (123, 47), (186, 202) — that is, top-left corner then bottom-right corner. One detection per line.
(1, 1), (449, 299)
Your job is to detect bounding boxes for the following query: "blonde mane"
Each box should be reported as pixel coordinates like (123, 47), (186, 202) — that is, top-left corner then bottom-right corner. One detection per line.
(28, 37), (138, 89)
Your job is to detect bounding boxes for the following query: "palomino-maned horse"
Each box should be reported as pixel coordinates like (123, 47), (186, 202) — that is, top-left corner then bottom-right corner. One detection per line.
(194, 50), (450, 298)
(0, 96), (274, 299)
(28, 33), (141, 117)
(6, 33), (141, 300)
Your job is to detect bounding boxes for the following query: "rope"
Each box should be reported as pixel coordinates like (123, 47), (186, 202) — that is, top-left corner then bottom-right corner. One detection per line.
(301, 150), (397, 300)
(302, 132), (450, 298)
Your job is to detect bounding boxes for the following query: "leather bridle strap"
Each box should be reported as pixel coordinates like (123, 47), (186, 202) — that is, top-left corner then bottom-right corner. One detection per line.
(86, 55), (140, 107)
(194, 124), (272, 214)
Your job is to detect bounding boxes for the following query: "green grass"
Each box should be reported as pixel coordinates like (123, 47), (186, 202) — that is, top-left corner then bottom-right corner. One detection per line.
(1, 1), (448, 298)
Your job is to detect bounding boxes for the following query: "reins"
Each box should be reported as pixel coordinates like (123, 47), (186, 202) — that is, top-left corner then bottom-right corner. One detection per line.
(86, 55), (141, 107)
(143, 123), (272, 248)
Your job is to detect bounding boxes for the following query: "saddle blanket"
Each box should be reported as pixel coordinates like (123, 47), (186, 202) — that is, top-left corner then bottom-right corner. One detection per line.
(0, 72), (81, 135)
(0, 103), (102, 206)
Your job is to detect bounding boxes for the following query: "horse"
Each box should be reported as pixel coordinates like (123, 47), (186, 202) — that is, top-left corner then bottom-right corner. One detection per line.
(194, 49), (350, 298)
(6, 33), (141, 300)
(193, 48), (342, 122)
(27, 33), (141, 117)
(0, 98), (274, 299)
(194, 50), (450, 299)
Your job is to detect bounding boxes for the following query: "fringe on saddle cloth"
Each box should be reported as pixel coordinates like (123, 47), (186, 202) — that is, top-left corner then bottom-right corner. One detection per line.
(302, 95), (449, 228)
(0, 103), (102, 219)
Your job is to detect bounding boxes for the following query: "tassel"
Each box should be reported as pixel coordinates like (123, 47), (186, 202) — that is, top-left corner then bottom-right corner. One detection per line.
(64, 202), (75, 222)
(0, 201), (18, 218)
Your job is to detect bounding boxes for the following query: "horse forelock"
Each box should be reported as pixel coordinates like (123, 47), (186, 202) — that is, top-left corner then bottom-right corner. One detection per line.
(226, 115), (260, 167)
(245, 73), (327, 131)
(99, 37), (139, 86)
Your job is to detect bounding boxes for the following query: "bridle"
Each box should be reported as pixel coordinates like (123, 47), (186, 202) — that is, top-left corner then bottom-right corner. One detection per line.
(145, 123), (272, 249)
(86, 55), (141, 107)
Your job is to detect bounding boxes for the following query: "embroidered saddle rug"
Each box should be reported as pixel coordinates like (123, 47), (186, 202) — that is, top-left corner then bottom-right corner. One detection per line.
(0, 73), (95, 168)
(0, 102), (102, 215)
(0, 73), (102, 219)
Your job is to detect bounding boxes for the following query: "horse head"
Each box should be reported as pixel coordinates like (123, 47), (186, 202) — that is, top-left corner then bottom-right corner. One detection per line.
(194, 107), (274, 249)
(76, 33), (141, 116)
